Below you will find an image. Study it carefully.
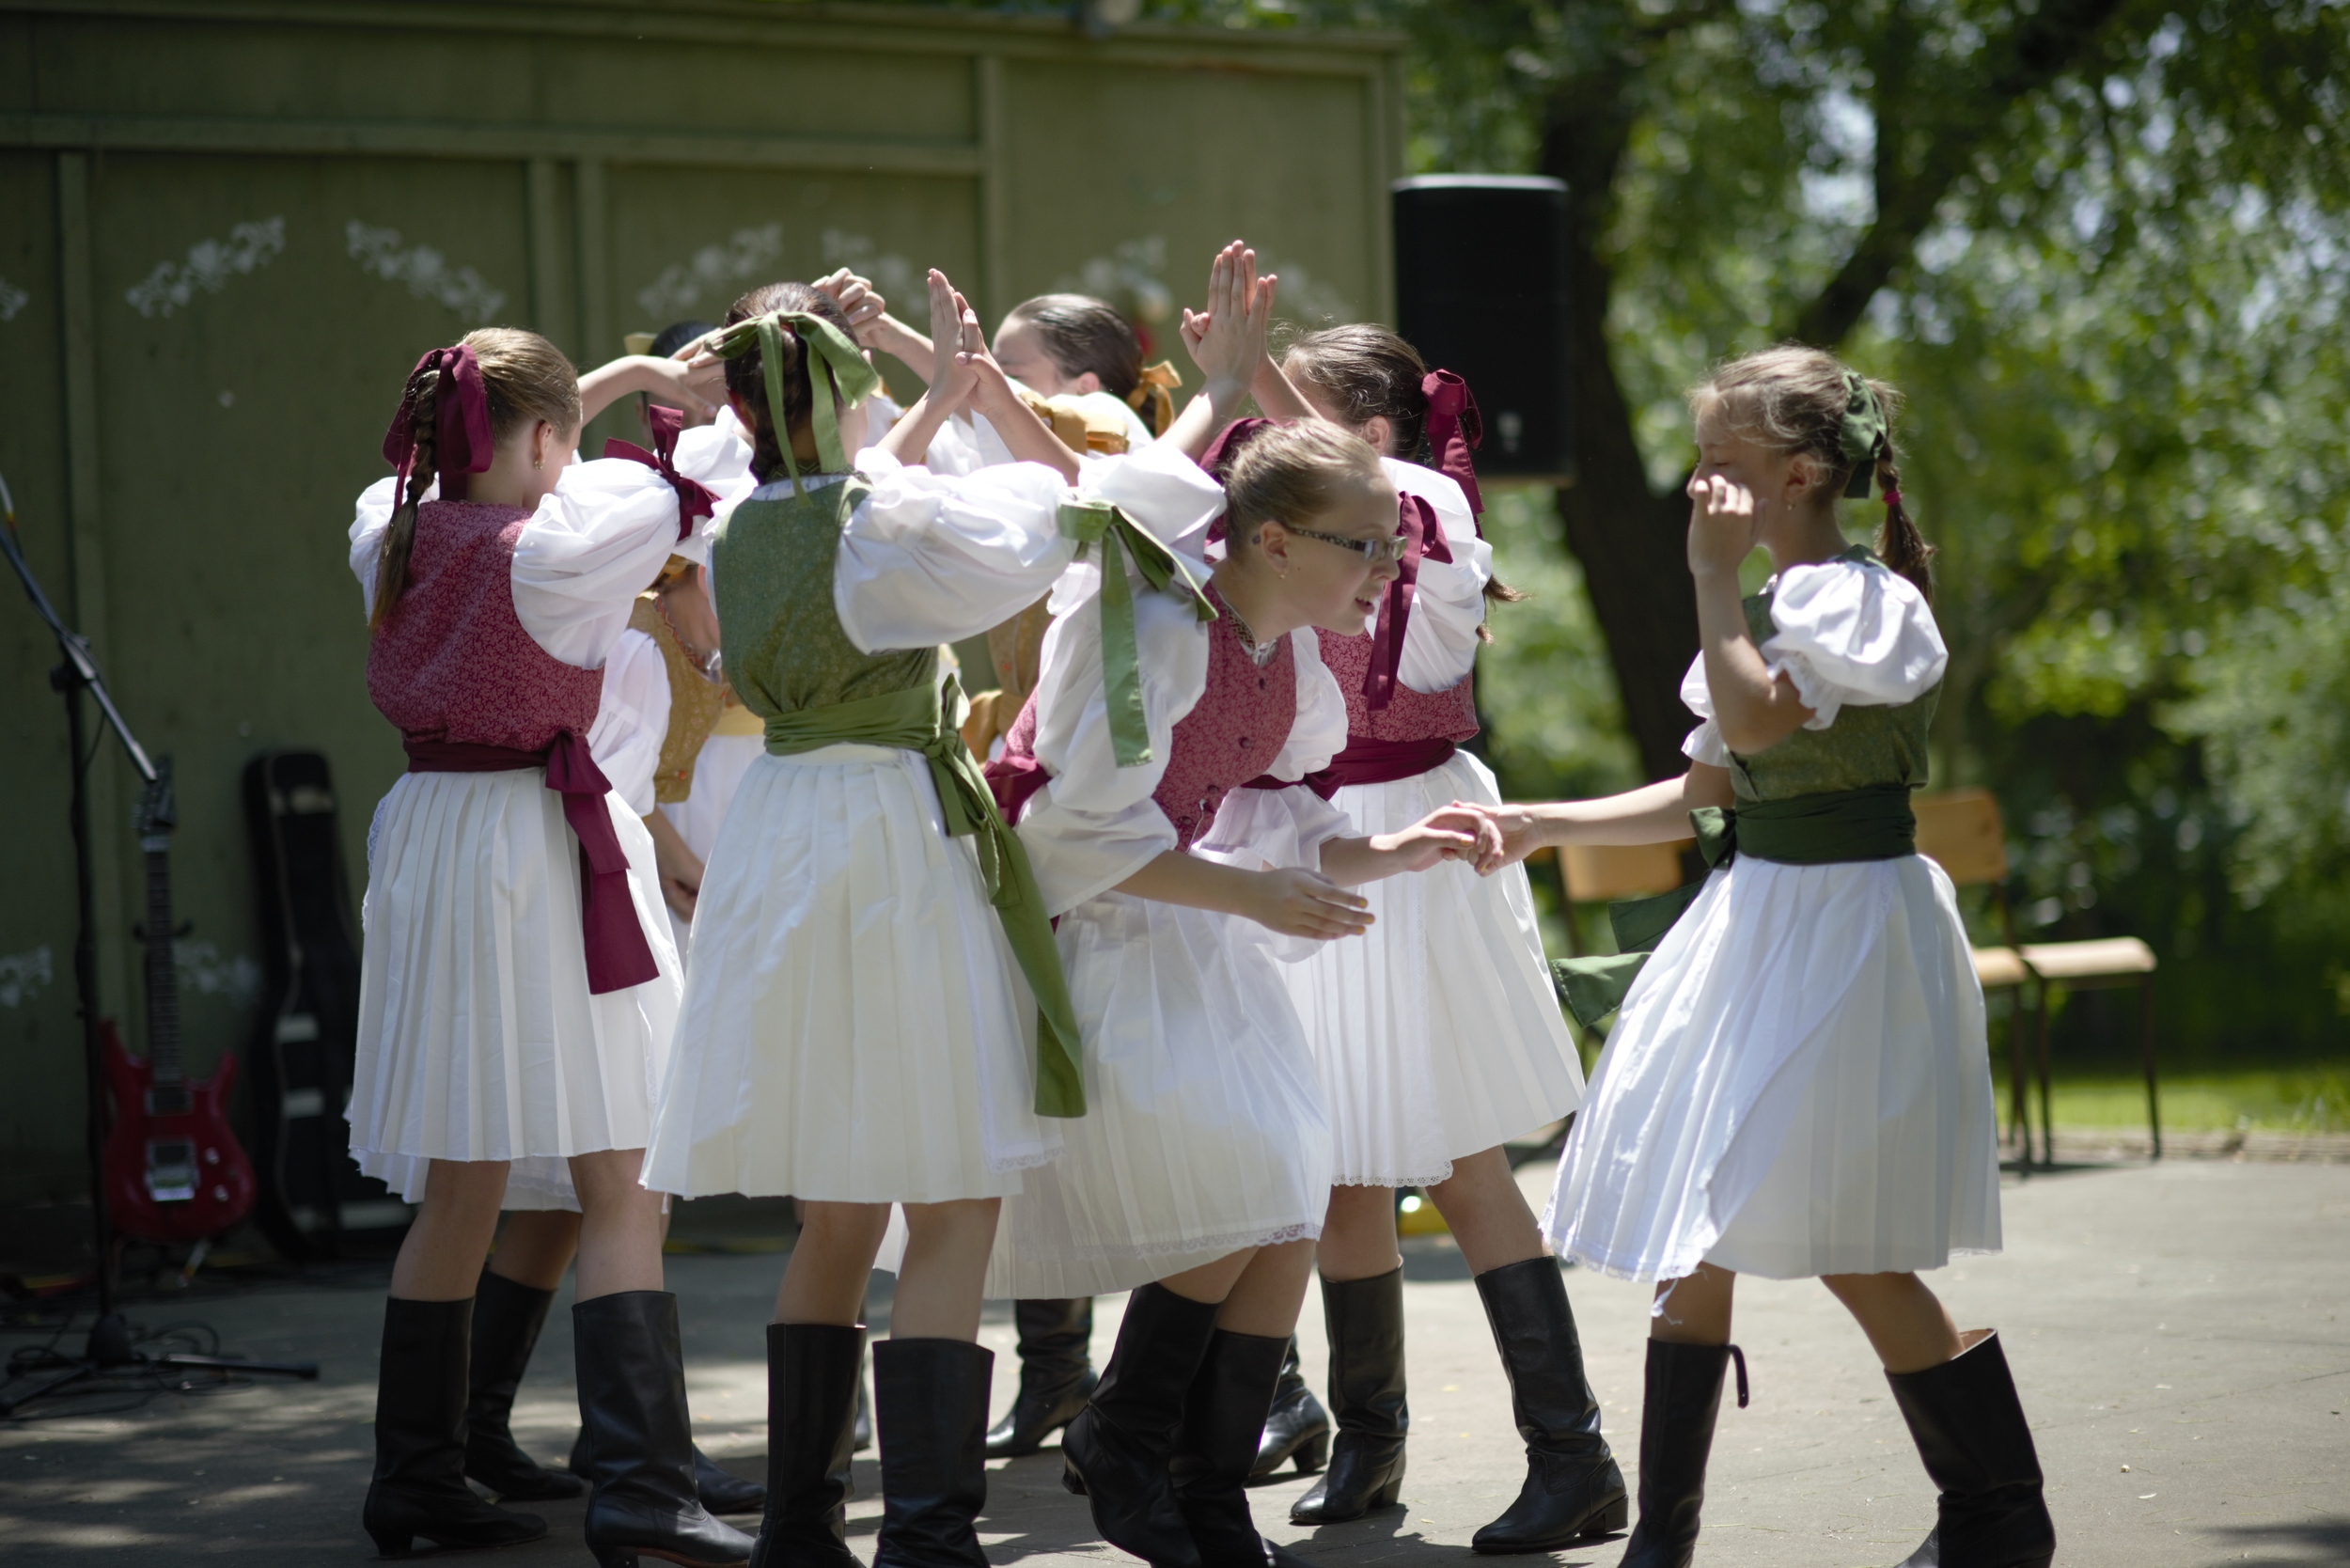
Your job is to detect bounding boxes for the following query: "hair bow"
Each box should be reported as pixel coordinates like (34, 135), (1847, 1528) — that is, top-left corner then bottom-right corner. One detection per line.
(1420, 368), (1484, 521)
(1839, 370), (1889, 499)
(382, 343), (494, 500)
(700, 308), (881, 495)
(603, 403), (718, 541)
(1127, 360), (1183, 438)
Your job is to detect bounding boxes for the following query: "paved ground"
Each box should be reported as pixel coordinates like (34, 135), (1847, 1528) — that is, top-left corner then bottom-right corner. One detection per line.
(1, 1156), (2344, 1567)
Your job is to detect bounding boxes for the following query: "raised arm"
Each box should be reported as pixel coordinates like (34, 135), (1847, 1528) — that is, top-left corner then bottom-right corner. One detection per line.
(1687, 473), (1816, 754)
(1163, 241), (1276, 461)
(1480, 765), (1736, 872)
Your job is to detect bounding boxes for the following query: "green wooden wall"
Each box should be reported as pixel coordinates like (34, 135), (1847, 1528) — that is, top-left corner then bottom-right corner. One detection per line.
(0, 0), (1404, 1202)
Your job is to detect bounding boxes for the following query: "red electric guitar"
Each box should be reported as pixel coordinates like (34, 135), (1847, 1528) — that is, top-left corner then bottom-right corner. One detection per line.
(102, 759), (257, 1246)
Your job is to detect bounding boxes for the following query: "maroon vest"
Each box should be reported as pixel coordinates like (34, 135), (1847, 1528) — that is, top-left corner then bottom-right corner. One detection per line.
(365, 501), (603, 751)
(987, 588), (1300, 853)
(1319, 629), (1480, 745)
(1151, 599), (1298, 851)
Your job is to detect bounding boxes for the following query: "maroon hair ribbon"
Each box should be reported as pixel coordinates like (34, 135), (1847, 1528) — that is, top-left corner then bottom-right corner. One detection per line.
(1362, 492), (1449, 712)
(382, 344), (494, 501)
(1421, 368), (1485, 523)
(604, 403), (718, 541)
(1196, 416), (1285, 545)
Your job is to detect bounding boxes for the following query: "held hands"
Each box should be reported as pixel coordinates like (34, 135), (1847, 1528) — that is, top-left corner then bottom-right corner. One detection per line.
(1369, 804), (1507, 873)
(1462, 801), (1549, 874)
(1685, 472), (1761, 580)
(1246, 868), (1373, 940)
(923, 269), (1010, 412)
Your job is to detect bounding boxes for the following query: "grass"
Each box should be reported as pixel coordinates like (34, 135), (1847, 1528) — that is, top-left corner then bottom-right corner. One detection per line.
(2033, 1067), (2350, 1134)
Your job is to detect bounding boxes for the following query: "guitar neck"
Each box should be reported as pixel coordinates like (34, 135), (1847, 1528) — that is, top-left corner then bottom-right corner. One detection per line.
(142, 830), (185, 1089)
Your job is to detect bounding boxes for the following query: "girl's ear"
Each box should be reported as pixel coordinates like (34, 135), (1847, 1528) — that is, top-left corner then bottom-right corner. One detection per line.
(1782, 449), (1818, 505)
(1071, 370), (1103, 396)
(1361, 414), (1394, 457)
(728, 389), (758, 430)
(1255, 521), (1293, 578)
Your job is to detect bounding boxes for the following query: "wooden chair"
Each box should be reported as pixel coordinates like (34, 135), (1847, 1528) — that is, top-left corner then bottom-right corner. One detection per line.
(1535, 840), (1693, 957)
(1912, 789), (2162, 1166)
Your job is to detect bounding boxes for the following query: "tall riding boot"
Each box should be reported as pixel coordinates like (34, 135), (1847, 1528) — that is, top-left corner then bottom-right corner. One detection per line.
(576, 1428), (762, 1517)
(1172, 1329), (1314, 1568)
(748, 1323), (863, 1568)
(464, 1269), (586, 1501)
(1288, 1267), (1407, 1525)
(1469, 1258), (1629, 1552)
(1885, 1332), (2054, 1568)
(1248, 1336), (1330, 1481)
(984, 1297), (1098, 1457)
(573, 1291), (757, 1568)
(363, 1296), (549, 1556)
(1061, 1282), (1223, 1568)
(873, 1339), (995, 1568)
(1619, 1339), (1747, 1568)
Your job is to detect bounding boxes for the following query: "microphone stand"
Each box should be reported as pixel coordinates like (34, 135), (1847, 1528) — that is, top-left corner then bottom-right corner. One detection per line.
(0, 474), (317, 1414)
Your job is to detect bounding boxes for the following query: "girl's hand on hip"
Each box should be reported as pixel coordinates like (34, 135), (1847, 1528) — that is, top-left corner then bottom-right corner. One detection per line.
(1685, 472), (1761, 580)
(1247, 868), (1372, 939)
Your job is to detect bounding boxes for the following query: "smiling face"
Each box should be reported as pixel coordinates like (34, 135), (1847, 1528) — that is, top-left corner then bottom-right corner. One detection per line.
(994, 317), (1083, 398)
(1692, 394), (1830, 554)
(1257, 469), (1403, 635)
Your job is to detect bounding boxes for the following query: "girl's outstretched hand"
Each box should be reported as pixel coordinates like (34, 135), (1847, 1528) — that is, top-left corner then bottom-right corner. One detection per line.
(1371, 804), (1503, 874)
(1183, 241), (1276, 399)
(1464, 800), (1550, 873)
(1686, 472), (1761, 579)
(924, 269), (984, 410)
(1246, 868), (1373, 940)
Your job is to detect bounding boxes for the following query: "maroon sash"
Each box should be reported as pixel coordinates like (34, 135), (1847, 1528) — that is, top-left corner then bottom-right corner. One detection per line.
(403, 732), (660, 996)
(1243, 734), (1459, 800)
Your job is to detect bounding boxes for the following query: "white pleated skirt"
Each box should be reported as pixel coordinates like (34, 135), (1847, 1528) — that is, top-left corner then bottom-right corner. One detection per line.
(656, 732), (763, 961)
(1286, 751), (1586, 1185)
(640, 744), (1059, 1203)
(352, 769), (684, 1213)
(1543, 852), (2000, 1282)
(985, 891), (1334, 1299)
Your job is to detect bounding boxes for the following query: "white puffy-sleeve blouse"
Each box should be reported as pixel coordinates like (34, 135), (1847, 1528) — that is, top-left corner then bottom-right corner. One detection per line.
(1680, 554), (1949, 767)
(1017, 567), (1355, 919)
(348, 457), (711, 671)
(1383, 458), (1493, 695)
(587, 627), (671, 816)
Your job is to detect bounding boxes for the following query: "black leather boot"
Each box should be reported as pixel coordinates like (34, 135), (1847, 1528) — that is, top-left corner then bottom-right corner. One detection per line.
(1247, 1336), (1330, 1481)
(1172, 1329), (1314, 1568)
(984, 1297), (1097, 1457)
(463, 1269), (586, 1501)
(1288, 1267), (1407, 1525)
(1885, 1332), (2054, 1568)
(363, 1296), (549, 1557)
(873, 1338), (995, 1568)
(1619, 1339), (1747, 1568)
(695, 1447), (768, 1516)
(1060, 1282), (1222, 1568)
(748, 1322), (862, 1568)
(573, 1291), (757, 1568)
(854, 1361), (874, 1452)
(1469, 1258), (1628, 1552)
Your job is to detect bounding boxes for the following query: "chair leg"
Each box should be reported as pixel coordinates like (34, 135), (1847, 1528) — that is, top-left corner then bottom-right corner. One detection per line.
(2003, 989), (2029, 1167)
(2034, 987), (2056, 1171)
(2139, 978), (2161, 1161)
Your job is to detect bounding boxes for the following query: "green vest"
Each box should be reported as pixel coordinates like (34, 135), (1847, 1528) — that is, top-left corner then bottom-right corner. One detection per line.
(713, 480), (938, 719)
(709, 478), (1085, 1118)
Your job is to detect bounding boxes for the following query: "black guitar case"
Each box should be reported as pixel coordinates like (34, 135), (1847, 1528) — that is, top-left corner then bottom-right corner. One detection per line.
(242, 750), (410, 1258)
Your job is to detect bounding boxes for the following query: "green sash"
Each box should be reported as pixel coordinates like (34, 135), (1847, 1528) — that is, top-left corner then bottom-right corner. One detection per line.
(765, 673), (1086, 1118)
(1549, 784), (1918, 1030)
(1056, 499), (1214, 767)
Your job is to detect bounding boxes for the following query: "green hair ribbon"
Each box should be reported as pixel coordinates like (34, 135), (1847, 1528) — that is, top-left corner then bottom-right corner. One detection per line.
(1839, 369), (1889, 499)
(701, 308), (882, 495)
(1057, 499), (1215, 768)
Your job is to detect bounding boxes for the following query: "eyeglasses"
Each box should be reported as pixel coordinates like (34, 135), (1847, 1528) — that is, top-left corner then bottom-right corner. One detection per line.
(1277, 524), (1409, 565)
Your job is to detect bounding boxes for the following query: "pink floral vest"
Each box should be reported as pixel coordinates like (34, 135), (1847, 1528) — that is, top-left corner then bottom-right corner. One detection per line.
(365, 501), (602, 751)
(1152, 595), (1298, 851)
(1318, 630), (1479, 745)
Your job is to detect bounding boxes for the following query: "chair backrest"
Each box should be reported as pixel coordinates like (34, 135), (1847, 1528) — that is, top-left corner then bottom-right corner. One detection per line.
(1555, 841), (1690, 904)
(1914, 788), (2008, 886)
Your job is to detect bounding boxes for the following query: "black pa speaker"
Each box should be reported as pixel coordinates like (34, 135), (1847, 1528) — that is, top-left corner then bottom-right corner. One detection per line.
(1392, 176), (1574, 482)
